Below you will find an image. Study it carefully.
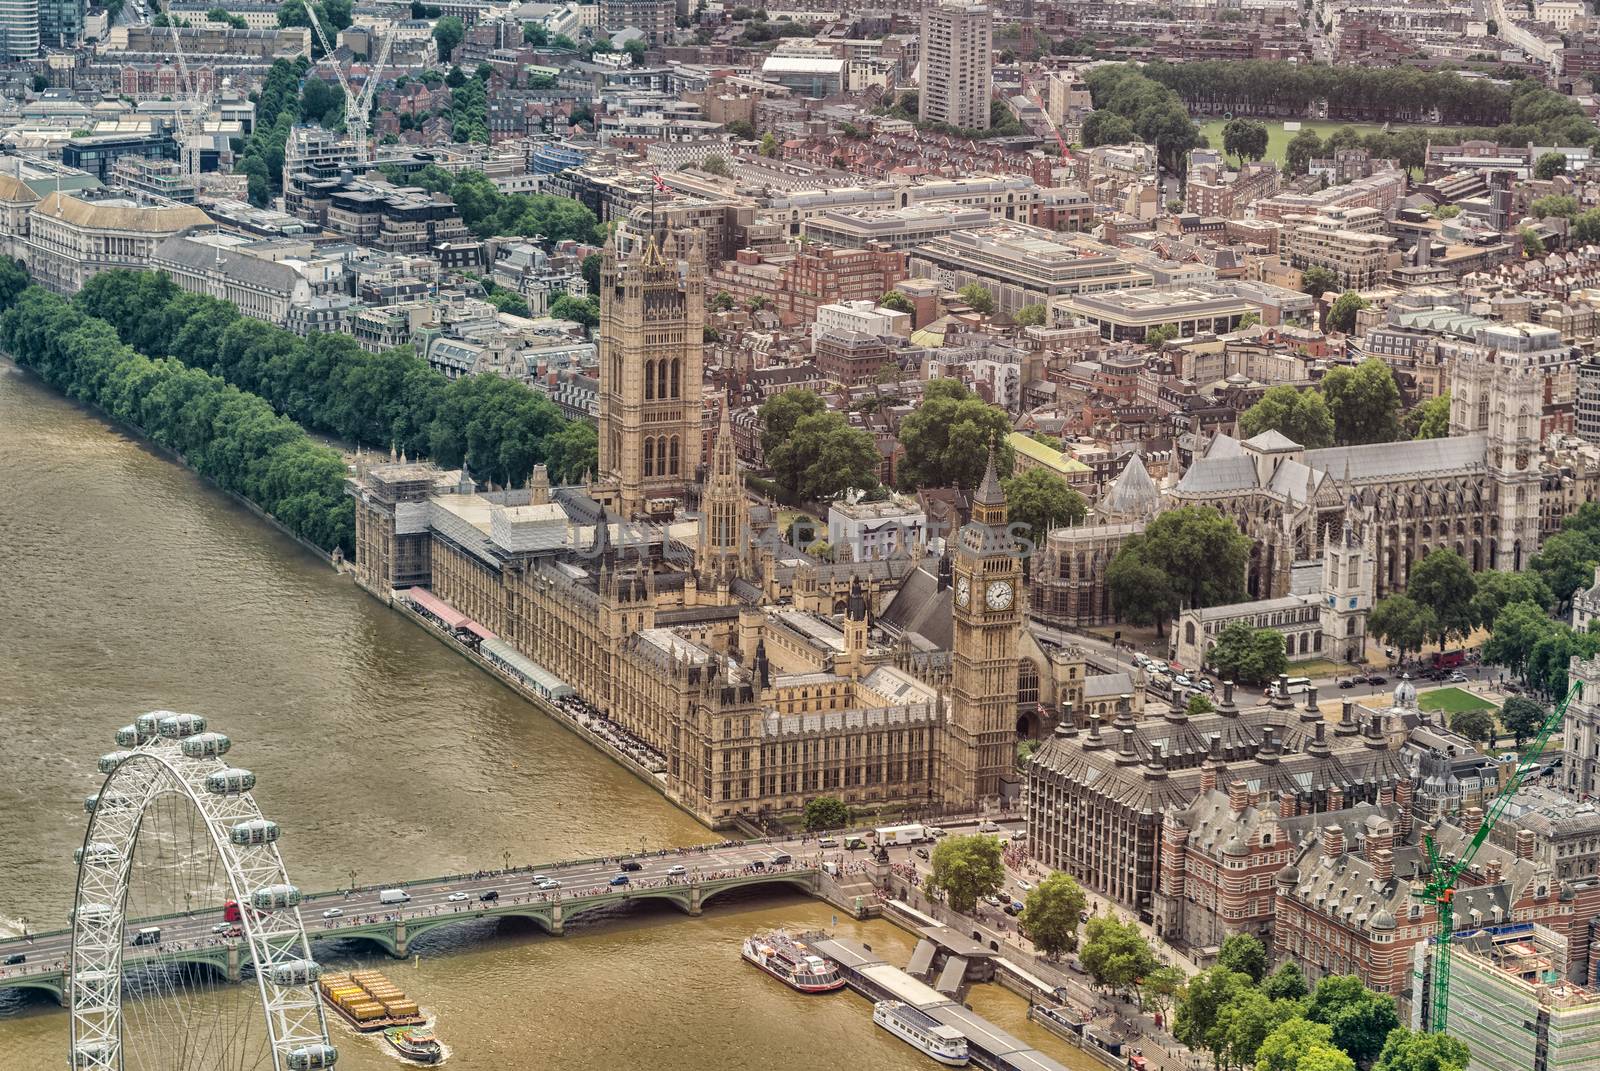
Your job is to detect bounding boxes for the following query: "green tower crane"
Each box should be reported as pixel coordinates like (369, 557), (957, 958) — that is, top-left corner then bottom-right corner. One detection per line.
(1414, 679), (1582, 1033)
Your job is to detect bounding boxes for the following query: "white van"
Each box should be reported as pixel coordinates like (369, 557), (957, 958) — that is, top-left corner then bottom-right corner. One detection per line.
(378, 888), (410, 905)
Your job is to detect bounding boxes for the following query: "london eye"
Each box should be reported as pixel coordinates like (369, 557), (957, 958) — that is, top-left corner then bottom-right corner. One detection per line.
(69, 711), (337, 1071)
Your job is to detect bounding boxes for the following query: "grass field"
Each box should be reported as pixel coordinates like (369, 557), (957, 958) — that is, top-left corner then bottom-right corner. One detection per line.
(1196, 119), (1417, 165)
(1417, 686), (1497, 715)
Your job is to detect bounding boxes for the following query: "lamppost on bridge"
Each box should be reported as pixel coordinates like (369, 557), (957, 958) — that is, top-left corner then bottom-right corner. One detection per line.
(18, 917), (28, 943)
(184, 892), (192, 917)
(501, 849), (511, 873)
(348, 869), (358, 895)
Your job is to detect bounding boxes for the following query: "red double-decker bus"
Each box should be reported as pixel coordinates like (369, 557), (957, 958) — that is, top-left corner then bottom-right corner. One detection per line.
(223, 900), (242, 923)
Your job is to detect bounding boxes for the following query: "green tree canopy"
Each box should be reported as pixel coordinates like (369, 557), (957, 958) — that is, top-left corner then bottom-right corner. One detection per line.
(1369, 594), (1434, 661)
(1522, 228), (1546, 258)
(1240, 385), (1335, 448)
(1286, 129), (1324, 175)
(759, 389), (825, 457)
(1018, 872), (1088, 959)
(432, 14), (465, 59)
(1406, 549), (1476, 649)
(1119, 507), (1250, 612)
(1531, 523), (1600, 607)
(766, 411), (879, 504)
(1002, 467), (1086, 552)
(1406, 393), (1452, 440)
(1530, 193), (1578, 219)
(1257, 1018), (1348, 1071)
(1302, 265), (1339, 297)
(1145, 323), (1180, 347)
(1174, 967), (1255, 1065)
(1321, 357), (1401, 444)
(1216, 933), (1269, 982)
(895, 379), (1013, 492)
(1535, 150), (1567, 180)
(1015, 303), (1048, 327)
(1207, 622), (1289, 683)
(1262, 961), (1311, 1001)
(1451, 707), (1496, 746)
(957, 283), (996, 315)
(926, 834), (1004, 913)
(1470, 568), (1553, 629)
(1500, 695), (1549, 746)
(1220, 992), (1308, 1071)
(700, 153), (731, 177)
(1079, 915), (1159, 997)
(1373, 1026), (1471, 1071)
(1305, 975), (1401, 1067)
(1222, 117), (1269, 162)
(879, 290), (913, 314)
(1326, 291), (1370, 334)
(549, 292), (599, 329)
(802, 795), (850, 831)
(1107, 549), (1178, 630)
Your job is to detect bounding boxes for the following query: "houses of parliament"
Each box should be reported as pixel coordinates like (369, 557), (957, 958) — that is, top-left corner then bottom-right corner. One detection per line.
(348, 226), (1046, 826)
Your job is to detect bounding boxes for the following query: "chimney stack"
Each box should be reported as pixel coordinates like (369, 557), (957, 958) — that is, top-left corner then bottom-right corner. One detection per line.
(1378, 783), (1395, 807)
(1305, 685), (1319, 713)
(1366, 819), (1394, 859)
(1279, 790), (1297, 818)
(1228, 779), (1251, 814)
(1464, 807), (1483, 836)
(1516, 828), (1536, 859)
(1323, 824), (1346, 860)
(1372, 848), (1394, 883)
(1327, 785), (1345, 812)
(1396, 780), (1415, 836)
(1486, 858), (1504, 884)
(1220, 680), (1236, 712)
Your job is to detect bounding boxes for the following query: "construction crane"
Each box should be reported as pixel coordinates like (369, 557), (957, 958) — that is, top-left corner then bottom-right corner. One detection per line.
(1415, 678), (1581, 1033)
(159, 4), (203, 180)
(299, 5), (394, 167)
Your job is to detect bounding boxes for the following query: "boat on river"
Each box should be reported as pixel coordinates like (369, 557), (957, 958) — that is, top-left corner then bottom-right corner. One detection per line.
(872, 1000), (969, 1066)
(384, 1026), (444, 1064)
(741, 931), (846, 993)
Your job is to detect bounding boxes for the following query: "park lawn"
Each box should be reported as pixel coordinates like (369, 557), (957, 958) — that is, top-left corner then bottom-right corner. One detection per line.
(1418, 686), (1497, 715)
(1287, 658), (1348, 679)
(1196, 119), (1417, 166)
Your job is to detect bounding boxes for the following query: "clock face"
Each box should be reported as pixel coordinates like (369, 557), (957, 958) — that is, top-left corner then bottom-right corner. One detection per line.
(986, 580), (1014, 611)
(955, 576), (971, 608)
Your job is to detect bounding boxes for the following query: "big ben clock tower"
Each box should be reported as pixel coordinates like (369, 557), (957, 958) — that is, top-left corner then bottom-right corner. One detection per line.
(943, 448), (1022, 809)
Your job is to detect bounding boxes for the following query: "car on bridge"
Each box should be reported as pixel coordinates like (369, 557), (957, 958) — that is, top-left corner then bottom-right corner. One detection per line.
(479, 890), (499, 902)
(666, 864), (686, 876)
(619, 860), (643, 872)
(321, 908), (343, 919)
(609, 875), (630, 886)
(4, 954), (24, 965)
(446, 892), (468, 902)
(537, 879), (562, 891)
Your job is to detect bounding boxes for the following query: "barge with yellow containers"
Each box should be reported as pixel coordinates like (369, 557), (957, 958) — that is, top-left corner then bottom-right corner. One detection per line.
(317, 970), (426, 1033)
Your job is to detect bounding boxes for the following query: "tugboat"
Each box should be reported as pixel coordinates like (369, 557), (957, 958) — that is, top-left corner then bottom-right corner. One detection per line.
(741, 931), (847, 993)
(872, 1000), (969, 1066)
(384, 1026), (444, 1065)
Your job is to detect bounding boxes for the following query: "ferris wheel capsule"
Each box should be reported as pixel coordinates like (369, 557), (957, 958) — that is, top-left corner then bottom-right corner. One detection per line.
(71, 1041), (115, 1069)
(269, 959), (322, 986)
(229, 818), (280, 846)
(115, 723), (153, 747)
(98, 751), (134, 774)
(84, 793), (134, 814)
(204, 768), (256, 796)
(135, 711), (178, 739)
(180, 732), (232, 759)
(157, 713), (207, 739)
(74, 968), (116, 990)
(286, 1044), (339, 1070)
(74, 842), (120, 866)
(250, 883), (302, 910)
(72, 903), (115, 927)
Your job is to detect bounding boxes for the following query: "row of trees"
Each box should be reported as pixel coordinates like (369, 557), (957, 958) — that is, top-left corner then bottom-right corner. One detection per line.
(235, 58), (311, 208)
(1364, 534), (1600, 697)
(0, 264), (353, 556)
(75, 270), (597, 488)
(1106, 508), (1252, 633)
(1174, 935), (1467, 1071)
(378, 164), (602, 246)
(1139, 59), (1518, 129)
(1081, 66), (1203, 175)
(1239, 359), (1406, 449)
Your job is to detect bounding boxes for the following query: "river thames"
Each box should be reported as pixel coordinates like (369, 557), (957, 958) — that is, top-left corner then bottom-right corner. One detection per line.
(0, 363), (1100, 1070)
